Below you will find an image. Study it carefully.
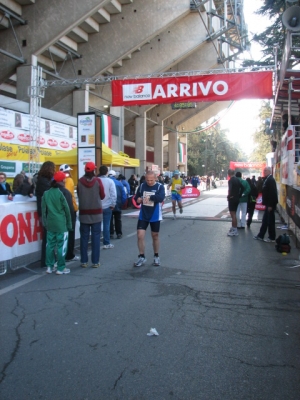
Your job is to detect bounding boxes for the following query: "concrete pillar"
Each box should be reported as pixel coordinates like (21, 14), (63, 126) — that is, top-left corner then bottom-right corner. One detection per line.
(73, 88), (89, 116)
(153, 125), (163, 173)
(110, 106), (124, 151)
(169, 130), (178, 172)
(135, 115), (147, 175)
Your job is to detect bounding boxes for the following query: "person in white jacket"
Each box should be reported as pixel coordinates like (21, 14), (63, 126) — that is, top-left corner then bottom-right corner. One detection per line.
(98, 165), (117, 249)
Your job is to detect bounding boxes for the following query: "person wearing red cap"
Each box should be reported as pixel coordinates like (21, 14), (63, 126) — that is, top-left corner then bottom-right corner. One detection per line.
(77, 161), (105, 268)
(42, 171), (72, 275)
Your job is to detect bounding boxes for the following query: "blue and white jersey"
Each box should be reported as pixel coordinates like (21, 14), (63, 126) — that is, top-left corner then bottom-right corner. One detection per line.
(135, 182), (165, 222)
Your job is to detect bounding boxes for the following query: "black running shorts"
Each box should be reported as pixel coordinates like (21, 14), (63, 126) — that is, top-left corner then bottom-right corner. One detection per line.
(228, 199), (239, 212)
(137, 220), (160, 232)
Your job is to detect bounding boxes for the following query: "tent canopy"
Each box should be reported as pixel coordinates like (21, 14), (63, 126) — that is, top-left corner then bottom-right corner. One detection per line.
(45, 143), (140, 167)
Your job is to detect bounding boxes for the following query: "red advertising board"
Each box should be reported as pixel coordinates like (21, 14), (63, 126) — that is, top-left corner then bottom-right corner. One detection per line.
(181, 186), (200, 198)
(111, 71), (273, 107)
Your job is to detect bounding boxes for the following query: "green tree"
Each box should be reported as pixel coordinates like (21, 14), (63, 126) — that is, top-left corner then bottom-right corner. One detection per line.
(249, 101), (272, 161)
(243, 0), (300, 68)
(187, 123), (247, 176)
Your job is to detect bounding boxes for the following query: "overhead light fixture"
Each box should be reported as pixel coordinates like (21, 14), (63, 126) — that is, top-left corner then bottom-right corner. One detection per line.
(103, 105), (109, 108)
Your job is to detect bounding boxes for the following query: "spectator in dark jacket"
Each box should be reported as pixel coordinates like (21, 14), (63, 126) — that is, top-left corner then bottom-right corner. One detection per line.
(77, 162), (105, 268)
(0, 172), (13, 200)
(13, 173), (34, 197)
(246, 177), (258, 227)
(254, 167), (278, 242)
(128, 174), (138, 195)
(35, 161), (56, 267)
(108, 170), (126, 239)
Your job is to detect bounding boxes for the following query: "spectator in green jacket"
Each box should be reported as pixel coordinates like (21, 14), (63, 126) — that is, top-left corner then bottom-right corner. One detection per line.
(235, 171), (251, 229)
(42, 171), (72, 275)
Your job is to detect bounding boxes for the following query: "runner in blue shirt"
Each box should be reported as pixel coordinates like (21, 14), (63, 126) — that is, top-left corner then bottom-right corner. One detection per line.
(134, 171), (165, 267)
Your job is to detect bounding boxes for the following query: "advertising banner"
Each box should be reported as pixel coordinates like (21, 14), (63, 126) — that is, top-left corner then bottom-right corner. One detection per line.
(0, 198), (42, 262)
(0, 142), (65, 161)
(255, 193), (266, 211)
(111, 71), (273, 106)
(77, 113), (96, 148)
(78, 147), (96, 178)
(229, 161), (266, 170)
(181, 187), (200, 198)
(281, 127), (295, 186)
(0, 196), (80, 262)
(0, 107), (77, 152)
(286, 185), (300, 228)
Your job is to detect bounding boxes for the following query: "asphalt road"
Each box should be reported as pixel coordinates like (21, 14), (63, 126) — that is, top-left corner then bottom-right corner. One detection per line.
(1, 186), (300, 400)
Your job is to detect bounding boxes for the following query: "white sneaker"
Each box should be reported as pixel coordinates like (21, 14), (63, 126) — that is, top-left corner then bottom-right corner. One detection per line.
(46, 267), (53, 274)
(227, 230), (238, 236)
(134, 256), (146, 267)
(103, 244), (114, 249)
(173, 214), (176, 220)
(56, 268), (71, 275)
(153, 256), (160, 266)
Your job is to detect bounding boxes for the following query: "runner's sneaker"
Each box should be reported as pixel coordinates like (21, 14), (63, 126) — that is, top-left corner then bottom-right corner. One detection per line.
(103, 244), (114, 249)
(173, 214), (176, 220)
(56, 268), (70, 275)
(227, 230), (238, 236)
(153, 256), (160, 266)
(253, 235), (263, 241)
(263, 238), (275, 243)
(46, 267), (53, 274)
(179, 208), (183, 214)
(134, 256), (146, 267)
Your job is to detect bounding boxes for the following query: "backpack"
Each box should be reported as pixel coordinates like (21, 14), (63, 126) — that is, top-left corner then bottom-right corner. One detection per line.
(275, 234), (291, 253)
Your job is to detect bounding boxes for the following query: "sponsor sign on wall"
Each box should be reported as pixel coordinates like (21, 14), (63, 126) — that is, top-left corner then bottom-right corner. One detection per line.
(286, 185), (300, 228)
(281, 126), (296, 186)
(111, 71), (273, 106)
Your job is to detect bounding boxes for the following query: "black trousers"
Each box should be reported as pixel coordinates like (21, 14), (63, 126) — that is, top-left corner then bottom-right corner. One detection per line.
(110, 211), (122, 235)
(247, 202), (256, 226)
(258, 208), (276, 240)
(65, 212), (77, 260)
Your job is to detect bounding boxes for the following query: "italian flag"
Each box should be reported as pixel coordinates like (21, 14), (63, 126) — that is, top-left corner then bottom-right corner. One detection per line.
(178, 142), (186, 163)
(101, 114), (112, 147)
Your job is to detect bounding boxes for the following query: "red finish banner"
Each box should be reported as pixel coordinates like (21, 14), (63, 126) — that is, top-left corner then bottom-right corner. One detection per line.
(111, 71), (273, 106)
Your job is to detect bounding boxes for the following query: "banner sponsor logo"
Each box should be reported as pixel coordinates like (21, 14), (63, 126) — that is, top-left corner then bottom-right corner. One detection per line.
(112, 71), (273, 106)
(79, 116), (93, 127)
(181, 187), (200, 198)
(123, 83), (152, 101)
(230, 161), (266, 170)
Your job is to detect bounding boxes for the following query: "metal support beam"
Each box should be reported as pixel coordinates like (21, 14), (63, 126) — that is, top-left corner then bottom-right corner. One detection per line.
(0, 5), (27, 25)
(43, 66), (275, 88)
(0, 48), (25, 63)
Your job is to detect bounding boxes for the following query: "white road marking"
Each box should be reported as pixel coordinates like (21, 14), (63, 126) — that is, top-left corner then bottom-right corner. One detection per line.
(0, 274), (43, 296)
